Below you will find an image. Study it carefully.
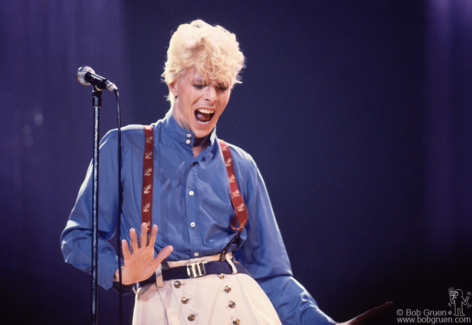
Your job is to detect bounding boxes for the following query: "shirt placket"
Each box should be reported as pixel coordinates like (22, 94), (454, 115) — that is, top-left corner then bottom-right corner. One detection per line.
(186, 161), (200, 258)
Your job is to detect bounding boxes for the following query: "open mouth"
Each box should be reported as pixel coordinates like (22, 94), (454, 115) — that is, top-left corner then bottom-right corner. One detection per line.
(195, 108), (215, 124)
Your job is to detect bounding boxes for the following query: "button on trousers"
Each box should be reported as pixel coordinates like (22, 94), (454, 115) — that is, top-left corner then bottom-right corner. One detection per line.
(132, 273), (282, 325)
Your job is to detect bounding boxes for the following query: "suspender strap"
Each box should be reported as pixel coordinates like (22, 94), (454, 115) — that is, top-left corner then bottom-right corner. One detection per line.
(218, 139), (248, 232)
(142, 125), (154, 233)
(218, 139), (248, 261)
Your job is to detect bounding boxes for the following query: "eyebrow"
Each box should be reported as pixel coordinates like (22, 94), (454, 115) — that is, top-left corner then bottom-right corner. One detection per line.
(192, 78), (227, 88)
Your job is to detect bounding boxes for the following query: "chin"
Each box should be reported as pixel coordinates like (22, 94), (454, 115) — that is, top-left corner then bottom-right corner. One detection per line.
(192, 121), (215, 138)
(194, 130), (212, 138)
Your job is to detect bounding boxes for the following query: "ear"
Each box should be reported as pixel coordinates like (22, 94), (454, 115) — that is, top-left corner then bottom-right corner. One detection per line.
(168, 80), (178, 98)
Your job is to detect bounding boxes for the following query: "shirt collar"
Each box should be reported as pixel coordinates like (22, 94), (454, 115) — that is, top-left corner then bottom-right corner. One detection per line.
(162, 109), (218, 150)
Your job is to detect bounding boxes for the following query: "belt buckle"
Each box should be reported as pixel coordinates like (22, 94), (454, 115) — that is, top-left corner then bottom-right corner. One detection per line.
(187, 261), (207, 278)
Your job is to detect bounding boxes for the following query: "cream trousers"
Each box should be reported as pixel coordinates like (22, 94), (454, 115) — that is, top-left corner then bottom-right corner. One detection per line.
(132, 255), (282, 325)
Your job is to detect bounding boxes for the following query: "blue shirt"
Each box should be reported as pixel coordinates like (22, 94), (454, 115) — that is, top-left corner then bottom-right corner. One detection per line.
(61, 110), (335, 325)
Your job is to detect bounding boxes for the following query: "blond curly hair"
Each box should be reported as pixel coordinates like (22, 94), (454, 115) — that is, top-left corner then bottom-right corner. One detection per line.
(162, 20), (245, 105)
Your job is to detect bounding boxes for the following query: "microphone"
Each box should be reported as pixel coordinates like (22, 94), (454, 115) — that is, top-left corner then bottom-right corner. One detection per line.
(77, 66), (117, 92)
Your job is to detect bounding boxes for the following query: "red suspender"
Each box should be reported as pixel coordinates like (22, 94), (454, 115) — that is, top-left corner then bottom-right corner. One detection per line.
(140, 126), (247, 236)
(142, 125), (154, 233)
(218, 139), (248, 232)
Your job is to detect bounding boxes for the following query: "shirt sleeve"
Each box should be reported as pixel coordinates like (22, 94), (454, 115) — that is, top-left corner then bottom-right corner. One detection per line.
(60, 129), (121, 290)
(234, 154), (336, 325)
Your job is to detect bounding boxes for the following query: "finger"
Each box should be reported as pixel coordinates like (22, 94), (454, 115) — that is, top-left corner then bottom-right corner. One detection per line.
(122, 239), (131, 260)
(155, 245), (174, 265)
(139, 223), (147, 248)
(349, 302), (394, 325)
(129, 228), (138, 253)
(147, 224), (158, 247)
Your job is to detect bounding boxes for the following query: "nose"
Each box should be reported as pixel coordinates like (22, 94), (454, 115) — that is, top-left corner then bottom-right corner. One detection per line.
(204, 85), (217, 103)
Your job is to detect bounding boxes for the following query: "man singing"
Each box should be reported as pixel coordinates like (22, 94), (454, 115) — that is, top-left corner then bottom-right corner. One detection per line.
(62, 19), (386, 325)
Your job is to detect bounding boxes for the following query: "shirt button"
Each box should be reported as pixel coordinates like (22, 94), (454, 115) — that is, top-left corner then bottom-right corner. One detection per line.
(224, 286), (231, 293)
(229, 301), (236, 308)
(174, 281), (181, 288)
(187, 133), (191, 138)
(181, 297), (189, 304)
(194, 252), (199, 257)
(188, 314), (196, 321)
(189, 190), (194, 196)
(186, 139), (191, 144)
(232, 319), (240, 325)
(190, 222), (196, 227)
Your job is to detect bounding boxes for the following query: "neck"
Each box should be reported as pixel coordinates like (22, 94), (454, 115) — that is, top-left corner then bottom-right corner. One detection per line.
(192, 134), (210, 157)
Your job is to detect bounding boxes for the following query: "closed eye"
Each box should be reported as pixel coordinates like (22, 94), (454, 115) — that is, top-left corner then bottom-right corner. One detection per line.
(216, 83), (228, 91)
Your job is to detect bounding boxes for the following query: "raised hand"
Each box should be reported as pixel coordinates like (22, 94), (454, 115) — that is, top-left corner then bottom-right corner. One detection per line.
(116, 223), (173, 285)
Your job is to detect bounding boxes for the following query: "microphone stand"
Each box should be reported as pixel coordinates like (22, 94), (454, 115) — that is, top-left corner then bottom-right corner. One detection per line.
(91, 87), (101, 325)
(77, 66), (122, 325)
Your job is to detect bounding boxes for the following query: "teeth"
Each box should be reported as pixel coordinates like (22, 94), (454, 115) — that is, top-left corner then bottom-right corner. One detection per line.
(197, 108), (214, 114)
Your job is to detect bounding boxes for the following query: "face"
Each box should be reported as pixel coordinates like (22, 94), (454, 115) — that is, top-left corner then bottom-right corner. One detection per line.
(169, 67), (231, 138)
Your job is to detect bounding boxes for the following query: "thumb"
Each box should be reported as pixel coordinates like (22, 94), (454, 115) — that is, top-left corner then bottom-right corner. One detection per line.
(155, 245), (173, 265)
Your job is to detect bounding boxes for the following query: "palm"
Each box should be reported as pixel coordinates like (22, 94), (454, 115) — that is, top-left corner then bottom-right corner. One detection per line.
(120, 223), (173, 285)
